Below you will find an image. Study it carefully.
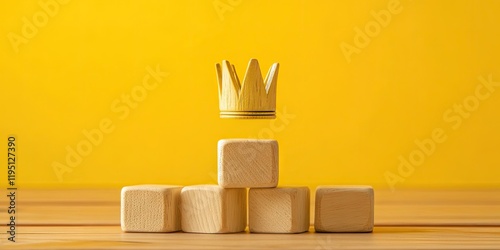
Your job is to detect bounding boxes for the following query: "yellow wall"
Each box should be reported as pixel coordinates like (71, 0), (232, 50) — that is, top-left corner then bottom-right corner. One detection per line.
(1, 0), (500, 190)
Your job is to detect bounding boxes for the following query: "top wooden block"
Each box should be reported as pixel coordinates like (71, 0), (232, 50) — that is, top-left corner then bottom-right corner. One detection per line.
(218, 139), (279, 188)
(216, 59), (279, 119)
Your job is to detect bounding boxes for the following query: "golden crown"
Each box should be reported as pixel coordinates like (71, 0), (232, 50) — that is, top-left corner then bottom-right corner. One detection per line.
(216, 59), (279, 119)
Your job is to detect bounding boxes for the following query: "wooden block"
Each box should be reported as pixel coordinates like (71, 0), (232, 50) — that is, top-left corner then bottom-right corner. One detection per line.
(314, 186), (374, 233)
(121, 185), (182, 232)
(218, 139), (278, 188)
(249, 187), (310, 233)
(181, 185), (246, 233)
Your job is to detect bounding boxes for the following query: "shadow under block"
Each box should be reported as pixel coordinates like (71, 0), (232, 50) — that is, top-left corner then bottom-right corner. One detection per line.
(249, 187), (310, 233)
(121, 185), (182, 233)
(181, 185), (247, 233)
(314, 186), (374, 233)
(218, 139), (278, 188)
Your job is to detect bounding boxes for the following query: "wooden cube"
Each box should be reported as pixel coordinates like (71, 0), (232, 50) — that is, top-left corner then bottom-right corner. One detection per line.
(121, 185), (182, 232)
(181, 185), (246, 233)
(315, 186), (374, 233)
(249, 187), (310, 233)
(218, 139), (278, 188)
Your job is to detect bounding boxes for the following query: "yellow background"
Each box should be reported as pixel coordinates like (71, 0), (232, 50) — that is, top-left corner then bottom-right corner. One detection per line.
(1, 0), (499, 189)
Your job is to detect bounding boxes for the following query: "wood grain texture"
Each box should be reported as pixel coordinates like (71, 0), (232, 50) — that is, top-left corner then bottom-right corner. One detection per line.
(120, 185), (182, 232)
(1, 189), (500, 249)
(249, 187), (310, 233)
(216, 59), (279, 119)
(7, 226), (500, 250)
(314, 186), (374, 233)
(3, 189), (499, 226)
(180, 185), (246, 233)
(218, 139), (279, 188)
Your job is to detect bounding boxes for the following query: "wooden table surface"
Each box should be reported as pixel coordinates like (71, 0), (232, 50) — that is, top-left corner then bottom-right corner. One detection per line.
(1, 189), (499, 249)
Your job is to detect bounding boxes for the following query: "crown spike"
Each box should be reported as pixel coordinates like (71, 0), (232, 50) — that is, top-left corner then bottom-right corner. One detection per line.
(215, 63), (223, 99)
(264, 63), (279, 94)
(216, 59), (278, 119)
(219, 61), (241, 111)
(231, 64), (241, 92)
(240, 59), (267, 110)
(264, 63), (279, 109)
(222, 60), (240, 94)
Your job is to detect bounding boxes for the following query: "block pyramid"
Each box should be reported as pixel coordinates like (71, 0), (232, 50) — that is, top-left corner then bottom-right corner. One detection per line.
(120, 59), (374, 234)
